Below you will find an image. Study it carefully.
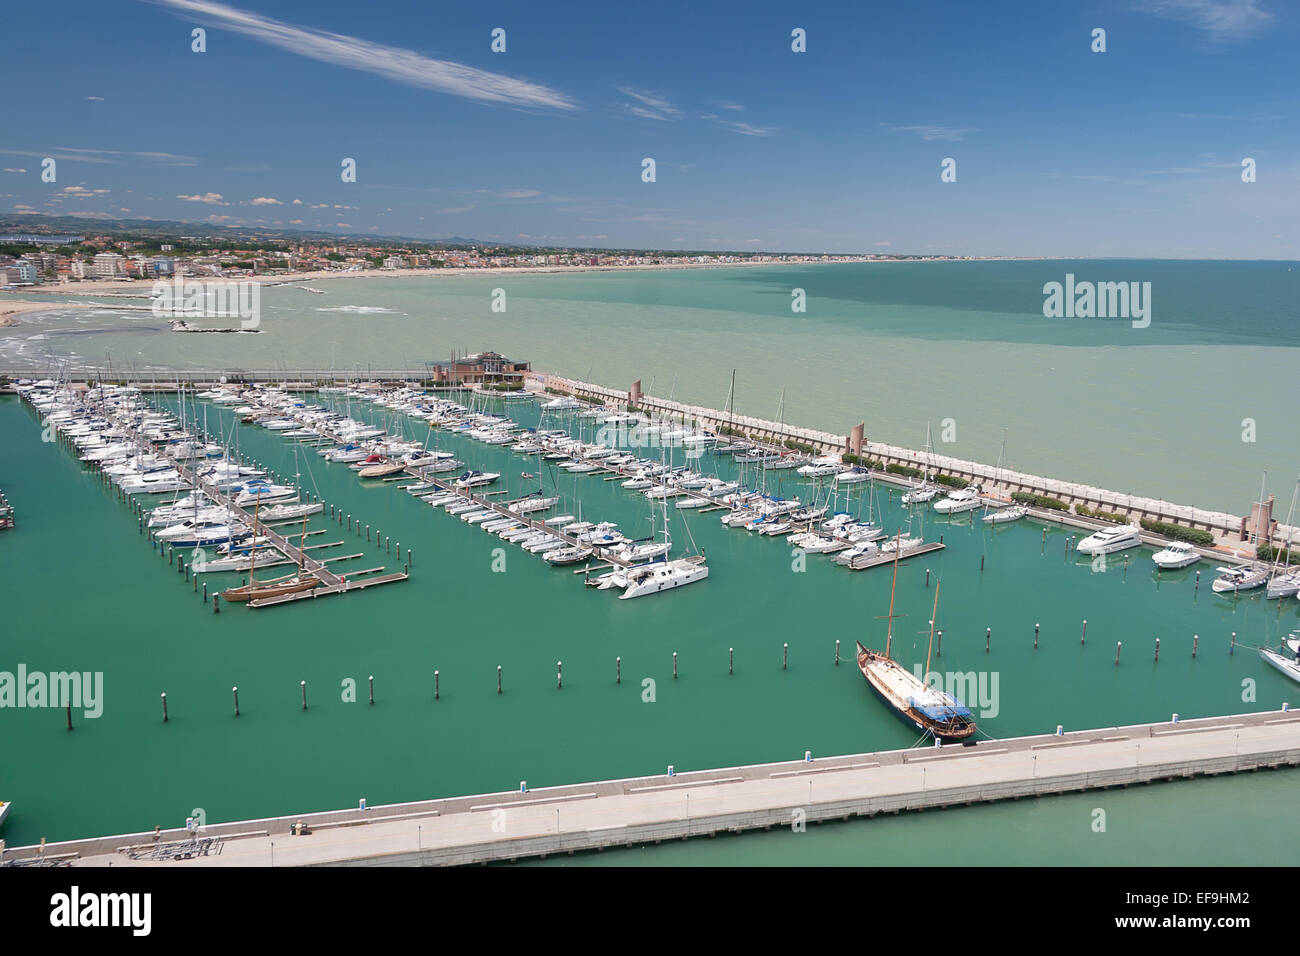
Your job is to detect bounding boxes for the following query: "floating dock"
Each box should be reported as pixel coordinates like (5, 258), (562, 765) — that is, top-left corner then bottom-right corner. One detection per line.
(6, 709), (1296, 867)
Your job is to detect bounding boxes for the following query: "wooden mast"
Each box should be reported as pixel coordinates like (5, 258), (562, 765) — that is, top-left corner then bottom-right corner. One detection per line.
(884, 531), (902, 659)
(924, 579), (940, 676)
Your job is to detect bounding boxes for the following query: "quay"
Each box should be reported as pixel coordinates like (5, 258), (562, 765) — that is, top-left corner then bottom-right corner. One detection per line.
(5, 709), (1297, 867)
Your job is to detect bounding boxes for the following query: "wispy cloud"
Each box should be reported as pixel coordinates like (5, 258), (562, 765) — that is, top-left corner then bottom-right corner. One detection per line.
(617, 86), (681, 121)
(146, 0), (579, 110)
(84, 96), (105, 101)
(717, 120), (776, 137)
(1177, 111), (1281, 120)
(1138, 0), (1274, 42)
(0, 146), (198, 166)
(438, 203), (477, 215)
(888, 124), (978, 142)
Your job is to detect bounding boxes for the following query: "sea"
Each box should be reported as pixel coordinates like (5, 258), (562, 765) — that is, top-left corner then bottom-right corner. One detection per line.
(1, 259), (1297, 863)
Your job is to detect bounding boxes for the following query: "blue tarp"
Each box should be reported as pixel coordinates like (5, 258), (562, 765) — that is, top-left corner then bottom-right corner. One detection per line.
(908, 698), (973, 722)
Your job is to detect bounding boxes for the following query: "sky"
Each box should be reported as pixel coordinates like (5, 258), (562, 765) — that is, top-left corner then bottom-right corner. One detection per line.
(1, 0), (1298, 257)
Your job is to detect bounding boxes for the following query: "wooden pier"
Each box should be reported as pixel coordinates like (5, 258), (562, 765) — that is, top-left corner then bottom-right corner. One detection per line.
(7, 709), (1297, 868)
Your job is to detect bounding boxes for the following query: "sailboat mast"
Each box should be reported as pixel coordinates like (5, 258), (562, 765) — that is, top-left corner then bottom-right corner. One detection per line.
(924, 579), (940, 676)
(884, 531), (902, 659)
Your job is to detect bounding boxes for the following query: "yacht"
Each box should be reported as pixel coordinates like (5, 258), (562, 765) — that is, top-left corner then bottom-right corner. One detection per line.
(1074, 523), (1143, 555)
(544, 546), (593, 565)
(982, 504), (1028, 524)
(1266, 569), (1300, 600)
(900, 483), (937, 504)
(1151, 541), (1201, 569)
(932, 487), (982, 514)
(1211, 565), (1269, 594)
(618, 556), (710, 599)
(797, 457), (841, 478)
(454, 470), (501, 489)
(833, 466), (872, 484)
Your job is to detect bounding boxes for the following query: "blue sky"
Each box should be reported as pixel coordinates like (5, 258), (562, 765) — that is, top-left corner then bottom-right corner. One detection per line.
(2, 0), (1297, 256)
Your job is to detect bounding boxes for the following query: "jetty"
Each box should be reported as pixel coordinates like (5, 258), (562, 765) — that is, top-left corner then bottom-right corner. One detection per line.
(5, 708), (1296, 867)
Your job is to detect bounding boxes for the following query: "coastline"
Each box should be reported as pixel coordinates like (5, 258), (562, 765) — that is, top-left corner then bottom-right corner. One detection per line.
(0, 257), (1038, 299)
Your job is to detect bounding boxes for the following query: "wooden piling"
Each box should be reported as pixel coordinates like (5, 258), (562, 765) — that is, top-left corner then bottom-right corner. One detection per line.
(161, 692), (168, 722)
(301, 680), (307, 710)
(1115, 641), (1122, 665)
(233, 686), (240, 717)
(369, 675), (374, 705)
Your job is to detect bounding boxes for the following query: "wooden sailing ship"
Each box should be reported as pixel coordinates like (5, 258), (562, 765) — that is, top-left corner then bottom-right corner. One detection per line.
(221, 506), (322, 603)
(855, 536), (977, 743)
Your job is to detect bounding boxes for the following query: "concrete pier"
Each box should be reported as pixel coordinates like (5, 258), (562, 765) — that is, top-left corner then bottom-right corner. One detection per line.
(6, 709), (1297, 867)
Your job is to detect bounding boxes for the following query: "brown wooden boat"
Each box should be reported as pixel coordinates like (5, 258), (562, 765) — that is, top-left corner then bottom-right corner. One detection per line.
(221, 572), (322, 602)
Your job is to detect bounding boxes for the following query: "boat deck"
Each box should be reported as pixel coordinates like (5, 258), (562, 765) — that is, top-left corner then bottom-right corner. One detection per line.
(847, 541), (945, 570)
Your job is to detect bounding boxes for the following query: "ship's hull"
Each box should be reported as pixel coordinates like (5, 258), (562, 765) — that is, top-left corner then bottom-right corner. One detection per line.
(856, 643), (977, 742)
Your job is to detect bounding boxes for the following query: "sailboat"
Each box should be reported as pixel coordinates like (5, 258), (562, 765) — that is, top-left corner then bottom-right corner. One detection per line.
(900, 423), (938, 503)
(221, 507), (321, 603)
(855, 543), (977, 742)
(1260, 629), (1300, 684)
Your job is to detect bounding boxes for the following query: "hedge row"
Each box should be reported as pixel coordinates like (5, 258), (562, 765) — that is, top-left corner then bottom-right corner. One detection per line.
(1076, 504), (1129, 523)
(935, 474), (968, 489)
(1010, 491), (1069, 511)
(1257, 544), (1300, 566)
(783, 439), (818, 455)
(886, 463), (924, 479)
(1139, 519), (1215, 547)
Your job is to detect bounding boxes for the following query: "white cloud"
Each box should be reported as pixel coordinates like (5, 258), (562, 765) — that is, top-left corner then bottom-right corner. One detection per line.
(1138, 0), (1273, 41)
(617, 86), (681, 121)
(146, 0), (578, 110)
(718, 120), (775, 137)
(3, 168), (27, 174)
(889, 125), (977, 142)
(249, 196), (282, 205)
(177, 192), (228, 204)
(438, 203), (477, 215)
(84, 96), (105, 101)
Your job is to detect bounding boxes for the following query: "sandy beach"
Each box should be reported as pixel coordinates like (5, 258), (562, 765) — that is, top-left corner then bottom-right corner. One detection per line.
(0, 299), (72, 326)
(1, 258), (869, 299)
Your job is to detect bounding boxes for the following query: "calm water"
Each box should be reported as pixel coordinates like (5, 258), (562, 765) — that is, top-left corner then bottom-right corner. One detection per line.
(2, 390), (1297, 859)
(2, 260), (1297, 512)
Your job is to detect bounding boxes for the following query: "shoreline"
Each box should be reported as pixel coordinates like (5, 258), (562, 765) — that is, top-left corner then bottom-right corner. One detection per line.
(1, 256), (1042, 299)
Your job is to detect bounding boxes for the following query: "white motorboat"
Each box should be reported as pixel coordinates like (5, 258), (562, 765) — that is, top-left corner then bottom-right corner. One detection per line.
(544, 546), (593, 565)
(933, 487), (982, 514)
(797, 457), (841, 478)
(834, 467), (871, 484)
(900, 483), (937, 504)
(454, 471), (501, 489)
(1151, 541), (1201, 569)
(881, 534), (926, 555)
(982, 505), (1028, 524)
(788, 532), (847, 553)
(1074, 524), (1143, 555)
(834, 540), (880, 565)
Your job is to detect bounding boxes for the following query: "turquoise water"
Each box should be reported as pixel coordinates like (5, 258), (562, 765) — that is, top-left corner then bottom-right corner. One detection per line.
(2, 260), (1296, 512)
(2, 390), (1296, 856)
(518, 768), (1300, 866)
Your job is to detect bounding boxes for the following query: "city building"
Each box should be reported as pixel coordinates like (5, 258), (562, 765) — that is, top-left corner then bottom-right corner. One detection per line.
(93, 252), (126, 277)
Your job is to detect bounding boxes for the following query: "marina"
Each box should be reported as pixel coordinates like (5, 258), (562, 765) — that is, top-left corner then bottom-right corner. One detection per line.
(3, 370), (1300, 856)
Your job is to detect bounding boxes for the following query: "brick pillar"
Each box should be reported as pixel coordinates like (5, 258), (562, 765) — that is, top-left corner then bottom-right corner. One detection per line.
(629, 380), (642, 407)
(848, 423), (864, 457)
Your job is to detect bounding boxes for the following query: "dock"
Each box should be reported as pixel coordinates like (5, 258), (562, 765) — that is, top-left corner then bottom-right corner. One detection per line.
(6, 709), (1297, 867)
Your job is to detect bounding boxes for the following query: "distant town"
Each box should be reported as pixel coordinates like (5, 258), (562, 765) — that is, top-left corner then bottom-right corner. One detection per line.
(0, 226), (1005, 287)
